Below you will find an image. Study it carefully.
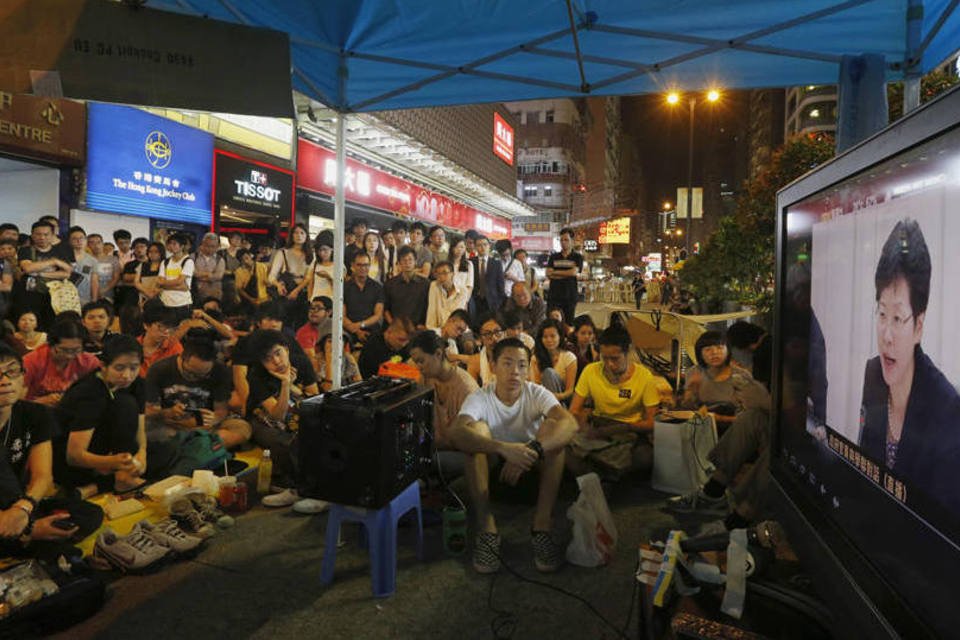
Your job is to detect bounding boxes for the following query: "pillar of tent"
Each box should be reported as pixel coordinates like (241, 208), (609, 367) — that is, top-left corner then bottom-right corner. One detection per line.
(331, 114), (346, 390)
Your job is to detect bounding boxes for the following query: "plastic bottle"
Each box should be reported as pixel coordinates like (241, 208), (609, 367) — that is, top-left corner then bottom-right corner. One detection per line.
(257, 449), (273, 495)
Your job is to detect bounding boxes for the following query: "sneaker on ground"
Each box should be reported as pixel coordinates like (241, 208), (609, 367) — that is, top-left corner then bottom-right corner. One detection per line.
(136, 519), (203, 554)
(472, 531), (501, 574)
(169, 498), (217, 538)
(188, 493), (235, 528)
(93, 527), (169, 572)
(262, 488), (299, 508)
(292, 498), (329, 515)
(531, 530), (563, 573)
(664, 489), (729, 517)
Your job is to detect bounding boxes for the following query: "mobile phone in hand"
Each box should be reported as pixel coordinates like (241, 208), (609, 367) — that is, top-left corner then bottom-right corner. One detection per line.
(52, 518), (76, 530)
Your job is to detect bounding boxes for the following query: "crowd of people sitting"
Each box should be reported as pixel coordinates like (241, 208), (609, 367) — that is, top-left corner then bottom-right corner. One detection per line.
(0, 214), (773, 579)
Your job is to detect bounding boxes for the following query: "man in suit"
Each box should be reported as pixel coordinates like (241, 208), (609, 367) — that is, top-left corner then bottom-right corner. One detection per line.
(470, 236), (505, 320)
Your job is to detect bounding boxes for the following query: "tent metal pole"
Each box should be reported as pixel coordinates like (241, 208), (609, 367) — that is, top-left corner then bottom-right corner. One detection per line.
(331, 114), (347, 390)
(904, 0), (925, 114)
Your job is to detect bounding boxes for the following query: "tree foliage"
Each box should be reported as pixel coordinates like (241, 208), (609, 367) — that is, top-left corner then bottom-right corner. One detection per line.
(888, 70), (959, 122)
(681, 133), (835, 315)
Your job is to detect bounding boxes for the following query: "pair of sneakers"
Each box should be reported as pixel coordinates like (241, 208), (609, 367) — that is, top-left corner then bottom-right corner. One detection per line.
(473, 530), (563, 574)
(261, 488), (329, 515)
(663, 487), (729, 517)
(93, 519), (201, 572)
(169, 493), (234, 539)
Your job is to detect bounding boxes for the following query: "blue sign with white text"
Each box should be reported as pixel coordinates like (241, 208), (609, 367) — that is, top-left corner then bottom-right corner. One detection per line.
(86, 103), (213, 224)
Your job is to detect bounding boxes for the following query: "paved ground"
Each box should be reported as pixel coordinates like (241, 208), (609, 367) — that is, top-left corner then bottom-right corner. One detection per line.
(46, 477), (687, 640)
(41, 471), (830, 640)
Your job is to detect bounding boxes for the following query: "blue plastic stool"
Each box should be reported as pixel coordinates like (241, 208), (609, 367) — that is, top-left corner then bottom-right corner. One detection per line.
(320, 481), (424, 597)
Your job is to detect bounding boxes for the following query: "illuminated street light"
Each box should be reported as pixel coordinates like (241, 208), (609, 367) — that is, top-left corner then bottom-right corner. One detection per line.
(675, 228), (683, 236)
(662, 201), (672, 210)
(665, 88), (723, 255)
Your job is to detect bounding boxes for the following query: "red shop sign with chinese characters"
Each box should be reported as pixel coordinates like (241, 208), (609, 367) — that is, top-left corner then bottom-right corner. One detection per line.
(297, 138), (510, 239)
(493, 112), (514, 166)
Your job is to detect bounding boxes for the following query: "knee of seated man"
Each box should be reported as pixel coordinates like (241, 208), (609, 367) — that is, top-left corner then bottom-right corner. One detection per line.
(219, 417), (253, 444)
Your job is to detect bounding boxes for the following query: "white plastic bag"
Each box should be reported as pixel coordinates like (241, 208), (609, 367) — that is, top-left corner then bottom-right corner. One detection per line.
(565, 472), (618, 567)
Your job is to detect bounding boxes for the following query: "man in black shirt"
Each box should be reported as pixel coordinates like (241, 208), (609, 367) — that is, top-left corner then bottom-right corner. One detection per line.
(384, 245), (429, 327)
(0, 344), (102, 561)
(81, 300), (115, 358)
(358, 317), (415, 379)
(145, 330), (251, 477)
(471, 236), (505, 319)
(115, 236), (148, 310)
(343, 251), (384, 343)
(546, 227), (584, 328)
(343, 218), (368, 269)
(15, 220), (73, 330)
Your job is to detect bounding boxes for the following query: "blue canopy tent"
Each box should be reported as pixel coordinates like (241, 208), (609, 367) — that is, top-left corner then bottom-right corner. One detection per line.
(147, 0), (960, 386)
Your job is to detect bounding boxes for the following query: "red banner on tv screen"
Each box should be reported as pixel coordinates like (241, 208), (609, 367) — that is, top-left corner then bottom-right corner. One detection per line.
(297, 139), (510, 239)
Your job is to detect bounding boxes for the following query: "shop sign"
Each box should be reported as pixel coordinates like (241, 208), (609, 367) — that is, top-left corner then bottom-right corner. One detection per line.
(0, 91), (85, 164)
(86, 102), (213, 225)
(0, 0), (291, 117)
(493, 112), (514, 166)
(512, 235), (554, 252)
(583, 239), (599, 252)
(214, 150), (294, 218)
(599, 217), (631, 244)
(643, 252), (663, 273)
(297, 138), (511, 239)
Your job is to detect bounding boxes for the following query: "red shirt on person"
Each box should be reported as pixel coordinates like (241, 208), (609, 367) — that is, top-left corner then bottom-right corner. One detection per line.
(23, 344), (101, 401)
(138, 336), (183, 377)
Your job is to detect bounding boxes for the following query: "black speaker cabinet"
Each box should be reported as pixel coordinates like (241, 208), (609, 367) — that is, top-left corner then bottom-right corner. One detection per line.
(298, 377), (434, 508)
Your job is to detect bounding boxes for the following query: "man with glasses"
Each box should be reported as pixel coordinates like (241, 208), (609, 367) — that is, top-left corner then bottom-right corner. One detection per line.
(343, 252), (384, 343)
(145, 329), (251, 477)
(461, 317), (505, 386)
(23, 318), (100, 406)
(296, 296), (333, 357)
(0, 344), (103, 562)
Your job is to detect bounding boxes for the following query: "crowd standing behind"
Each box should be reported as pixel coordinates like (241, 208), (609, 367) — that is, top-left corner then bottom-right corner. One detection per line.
(11, 217), (732, 571)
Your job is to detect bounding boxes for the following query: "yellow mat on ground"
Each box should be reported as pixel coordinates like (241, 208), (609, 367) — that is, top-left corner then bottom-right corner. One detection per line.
(75, 447), (263, 557)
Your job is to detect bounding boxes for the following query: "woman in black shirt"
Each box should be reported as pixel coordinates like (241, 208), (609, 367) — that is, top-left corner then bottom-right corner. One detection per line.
(57, 335), (146, 494)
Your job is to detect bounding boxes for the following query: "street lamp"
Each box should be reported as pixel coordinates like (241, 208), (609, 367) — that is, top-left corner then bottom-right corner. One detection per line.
(666, 89), (721, 256)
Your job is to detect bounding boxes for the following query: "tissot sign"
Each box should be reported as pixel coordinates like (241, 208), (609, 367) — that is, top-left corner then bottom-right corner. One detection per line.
(214, 150), (294, 218)
(297, 138), (510, 239)
(493, 112), (514, 166)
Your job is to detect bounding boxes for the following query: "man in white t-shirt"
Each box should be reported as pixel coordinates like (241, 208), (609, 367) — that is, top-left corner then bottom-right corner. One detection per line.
(156, 233), (195, 322)
(450, 337), (577, 574)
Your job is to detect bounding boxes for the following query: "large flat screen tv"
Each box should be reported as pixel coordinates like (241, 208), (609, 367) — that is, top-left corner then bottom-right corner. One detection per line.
(773, 85), (960, 639)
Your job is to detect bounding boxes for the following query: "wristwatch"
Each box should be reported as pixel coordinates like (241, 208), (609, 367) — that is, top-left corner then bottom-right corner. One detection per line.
(360, 321), (365, 329)
(525, 439), (544, 461)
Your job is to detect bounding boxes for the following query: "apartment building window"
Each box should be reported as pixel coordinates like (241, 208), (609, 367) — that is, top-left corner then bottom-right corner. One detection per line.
(543, 186), (553, 197)
(527, 110), (540, 124)
(545, 109), (555, 123)
(523, 185), (538, 198)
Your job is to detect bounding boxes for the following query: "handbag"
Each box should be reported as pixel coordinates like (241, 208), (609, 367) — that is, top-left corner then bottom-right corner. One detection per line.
(268, 249), (300, 298)
(651, 411), (718, 495)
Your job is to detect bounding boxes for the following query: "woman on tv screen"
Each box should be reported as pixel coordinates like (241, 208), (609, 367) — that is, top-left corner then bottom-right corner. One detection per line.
(859, 218), (960, 510)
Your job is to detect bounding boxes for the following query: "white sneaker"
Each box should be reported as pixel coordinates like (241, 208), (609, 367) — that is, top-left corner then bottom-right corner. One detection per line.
(292, 498), (329, 515)
(262, 488), (299, 507)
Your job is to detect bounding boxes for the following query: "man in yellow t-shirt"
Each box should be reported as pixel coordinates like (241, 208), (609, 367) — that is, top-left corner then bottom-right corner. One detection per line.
(568, 325), (662, 477)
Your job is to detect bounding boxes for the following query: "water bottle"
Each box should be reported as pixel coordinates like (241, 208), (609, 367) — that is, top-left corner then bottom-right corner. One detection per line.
(257, 449), (273, 495)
